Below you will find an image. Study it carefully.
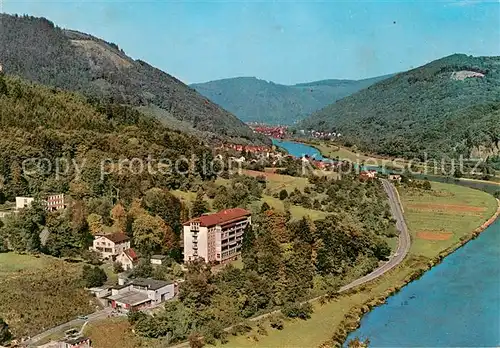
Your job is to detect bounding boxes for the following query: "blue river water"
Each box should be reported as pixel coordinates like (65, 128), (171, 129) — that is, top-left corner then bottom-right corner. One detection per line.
(345, 218), (500, 347)
(274, 139), (500, 347)
(272, 139), (329, 161)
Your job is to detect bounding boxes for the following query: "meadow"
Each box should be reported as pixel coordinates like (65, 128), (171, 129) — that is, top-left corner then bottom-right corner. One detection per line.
(173, 170), (329, 221)
(0, 253), (95, 338)
(400, 182), (497, 258)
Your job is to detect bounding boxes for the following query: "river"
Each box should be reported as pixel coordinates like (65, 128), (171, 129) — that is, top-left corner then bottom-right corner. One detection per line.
(274, 139), (500, 347)
(272, 139), (329, 161)
(345, 218), (500, 347)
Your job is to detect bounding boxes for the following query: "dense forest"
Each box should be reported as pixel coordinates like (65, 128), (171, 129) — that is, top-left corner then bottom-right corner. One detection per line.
(0, 74), (215, 204)
(300, 54), (500, 160)
(192, 75), (390, 125)
(0, 14), (268, 145)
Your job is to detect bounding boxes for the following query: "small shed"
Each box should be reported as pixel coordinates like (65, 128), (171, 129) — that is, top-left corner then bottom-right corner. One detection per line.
(150, 255), (168, 266)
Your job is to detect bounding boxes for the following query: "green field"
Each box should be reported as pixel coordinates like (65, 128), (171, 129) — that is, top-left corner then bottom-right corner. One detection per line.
(242, 169), (310, 195)
(173, 172), (328, 221)
(219, 182), (497, 347)
(400, 182), (497, 257)
(313, 142), (374, 163)
(0, 253), (95, 338)
(0, 252), (51, 275)
(253, 195), (329, 221)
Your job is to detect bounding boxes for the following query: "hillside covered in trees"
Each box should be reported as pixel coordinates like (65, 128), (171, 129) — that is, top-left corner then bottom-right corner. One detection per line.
(0, 72), (397, 342)
(300, 54), (500, 160)
(192, 75), (390, 125)
(0, 74), (215, 204)
(0, 14), (267, 145)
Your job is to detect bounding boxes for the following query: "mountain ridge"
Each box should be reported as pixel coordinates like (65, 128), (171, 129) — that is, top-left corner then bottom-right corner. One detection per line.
(299, 53), (500, 160)
(191, 74), (392, 125)
(0, 14), (268, 145)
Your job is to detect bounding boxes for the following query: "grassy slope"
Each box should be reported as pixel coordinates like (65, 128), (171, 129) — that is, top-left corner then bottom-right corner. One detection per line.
(401, 182), (497, 258)
(219, 182), (497, 348)
(173, 172), (329, 221)
(0, 253), (94, 338)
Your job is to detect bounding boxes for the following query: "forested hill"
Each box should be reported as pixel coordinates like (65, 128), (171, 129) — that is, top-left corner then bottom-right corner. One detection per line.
(191, 75), (390, 125)
(0, 14), (267, 145)
(0, 74), (215, 203)
(300, 54), (500, 160)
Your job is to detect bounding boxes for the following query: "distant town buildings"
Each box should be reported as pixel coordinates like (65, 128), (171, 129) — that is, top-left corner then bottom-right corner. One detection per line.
(247, 123), (288, 138)
(306, 130), (342, 140)
(220, 143), (272, 153)
(183, 208), (251, 263)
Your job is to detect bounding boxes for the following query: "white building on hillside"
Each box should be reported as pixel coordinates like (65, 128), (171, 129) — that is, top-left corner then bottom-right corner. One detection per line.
(15, 196), (34, 210)
(183, 208), (251, 263)
(91, 232), (131, 259)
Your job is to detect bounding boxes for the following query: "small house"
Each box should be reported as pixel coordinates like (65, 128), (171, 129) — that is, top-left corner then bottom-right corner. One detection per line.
(388, 174), (402, 182)
(150, 255), (168, 266)
(116, 248), (139, 270)
(91, 232), (131, 259)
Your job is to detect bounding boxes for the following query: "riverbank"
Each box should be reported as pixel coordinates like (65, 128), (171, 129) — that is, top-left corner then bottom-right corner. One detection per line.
(324, 196), (500, 348)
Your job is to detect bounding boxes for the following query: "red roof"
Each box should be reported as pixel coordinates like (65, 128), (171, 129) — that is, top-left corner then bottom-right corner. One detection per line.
(184, 208), (251, 227)
(123, 248), (138, 261)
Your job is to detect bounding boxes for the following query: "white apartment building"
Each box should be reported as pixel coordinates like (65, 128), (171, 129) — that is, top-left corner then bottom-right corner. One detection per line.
(14, 194), (67, 212)
(183, 208), (251, 263)
(45, 194), (67, 211)
(15, 196), (34, 210)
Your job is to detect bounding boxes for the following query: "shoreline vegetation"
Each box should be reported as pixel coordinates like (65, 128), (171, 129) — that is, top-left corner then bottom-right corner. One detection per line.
(324, 198), (500, 347)
(285, 138), (500, 183)
(208, 182), (497, 348)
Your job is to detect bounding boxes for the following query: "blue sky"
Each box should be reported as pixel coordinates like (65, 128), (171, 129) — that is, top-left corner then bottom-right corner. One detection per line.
(3, 0), (499, 84)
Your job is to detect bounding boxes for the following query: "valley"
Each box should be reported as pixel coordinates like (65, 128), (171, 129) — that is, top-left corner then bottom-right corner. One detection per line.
(0, 4), (498, 348)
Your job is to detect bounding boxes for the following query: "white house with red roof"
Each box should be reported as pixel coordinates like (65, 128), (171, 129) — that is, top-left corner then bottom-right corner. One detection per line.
(116, 248), (139, 270)
(183, 208), (251, 263)
(91, 232), (131, 259)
